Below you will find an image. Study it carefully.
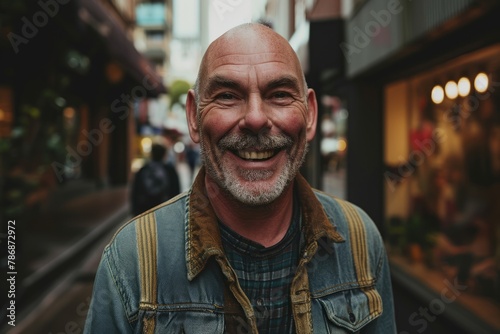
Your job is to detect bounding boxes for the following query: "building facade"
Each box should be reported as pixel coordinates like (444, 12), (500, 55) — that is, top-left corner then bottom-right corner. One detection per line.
(343, 0), (500, 332)
(0, 0), (165, 317)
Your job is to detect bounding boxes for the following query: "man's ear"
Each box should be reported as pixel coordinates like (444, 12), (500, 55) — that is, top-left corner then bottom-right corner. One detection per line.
(306, 89), (318, 142)
(186, 89), (200, 143)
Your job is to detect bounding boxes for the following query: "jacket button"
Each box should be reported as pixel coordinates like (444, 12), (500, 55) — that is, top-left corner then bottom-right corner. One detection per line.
(349, 312), (356, 323)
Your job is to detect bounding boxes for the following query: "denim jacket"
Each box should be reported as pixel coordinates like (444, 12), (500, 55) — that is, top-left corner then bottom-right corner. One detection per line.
(84, 168), (396, 333)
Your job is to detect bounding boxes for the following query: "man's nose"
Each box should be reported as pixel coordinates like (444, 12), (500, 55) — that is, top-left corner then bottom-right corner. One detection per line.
(239, 95), (272, 133)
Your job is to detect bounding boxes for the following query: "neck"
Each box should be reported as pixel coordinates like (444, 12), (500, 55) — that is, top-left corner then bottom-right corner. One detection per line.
(206, 175), (295, 247)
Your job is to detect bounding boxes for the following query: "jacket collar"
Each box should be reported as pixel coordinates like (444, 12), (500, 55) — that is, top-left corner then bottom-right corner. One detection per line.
(185, 167), (344, 281)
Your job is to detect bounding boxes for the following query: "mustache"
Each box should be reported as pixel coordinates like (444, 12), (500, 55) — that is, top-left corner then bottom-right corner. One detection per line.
(218, 133), (294, 151)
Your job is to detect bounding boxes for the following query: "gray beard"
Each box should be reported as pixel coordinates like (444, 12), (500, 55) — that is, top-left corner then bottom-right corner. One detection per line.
(200, 133), (308, 206)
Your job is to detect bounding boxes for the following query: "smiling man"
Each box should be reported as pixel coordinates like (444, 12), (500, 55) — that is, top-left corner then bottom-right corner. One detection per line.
(85, 23), (396, 333)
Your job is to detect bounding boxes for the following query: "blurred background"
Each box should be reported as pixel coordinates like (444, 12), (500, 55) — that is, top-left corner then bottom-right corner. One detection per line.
(0, 0), (499, 333)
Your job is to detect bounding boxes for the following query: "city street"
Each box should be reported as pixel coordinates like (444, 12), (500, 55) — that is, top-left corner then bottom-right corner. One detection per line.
(8, 229), (112, 334)
(3, 162), (196, 334)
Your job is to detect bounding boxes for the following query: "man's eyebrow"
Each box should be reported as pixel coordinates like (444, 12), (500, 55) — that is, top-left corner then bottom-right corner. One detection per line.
(265, 76), (301, 92)
(205, 75), (242, 97)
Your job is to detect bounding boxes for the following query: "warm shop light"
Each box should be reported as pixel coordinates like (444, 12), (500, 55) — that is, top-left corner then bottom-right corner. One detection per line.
(63, 107), (76, 119)
(474, 72), (489, 93)
(141, 137), (152, 153)
(445, 80), (458, 99)
(458, 77), (471, 97)
(338, 139), (347, 152)
(431, 85), (444, 104)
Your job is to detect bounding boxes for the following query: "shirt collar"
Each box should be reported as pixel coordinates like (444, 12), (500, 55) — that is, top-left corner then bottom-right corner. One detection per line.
(185, 167), (344, 281)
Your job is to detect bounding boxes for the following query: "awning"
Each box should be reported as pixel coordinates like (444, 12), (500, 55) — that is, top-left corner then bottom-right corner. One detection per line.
(77, 0), (167, 96)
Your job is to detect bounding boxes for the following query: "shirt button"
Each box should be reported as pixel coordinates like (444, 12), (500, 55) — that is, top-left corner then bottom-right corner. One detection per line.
(349, 312), (356, 323)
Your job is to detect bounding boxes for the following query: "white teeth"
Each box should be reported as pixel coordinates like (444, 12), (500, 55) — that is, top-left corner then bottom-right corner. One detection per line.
(237, 150), (274, 160)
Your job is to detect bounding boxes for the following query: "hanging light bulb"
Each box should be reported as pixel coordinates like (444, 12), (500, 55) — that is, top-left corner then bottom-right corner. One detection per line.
(431, 85), (444, 104)
(474, 72), (489, 93)
(457, 77), (471, 97)
(445, 80), (458, 99)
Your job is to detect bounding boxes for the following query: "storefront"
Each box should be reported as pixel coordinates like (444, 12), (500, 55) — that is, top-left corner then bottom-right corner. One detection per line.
(0, 0), (166, 315)
(344, 0), (500, 332)
(384, 43), (500, 333)
(0, 0), (166, 216)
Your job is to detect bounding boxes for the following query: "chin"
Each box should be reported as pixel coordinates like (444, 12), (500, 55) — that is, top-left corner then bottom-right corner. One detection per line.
(225, 169), (292, 206)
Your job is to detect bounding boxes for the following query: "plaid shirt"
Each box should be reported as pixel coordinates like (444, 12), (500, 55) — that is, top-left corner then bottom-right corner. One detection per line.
(219, 199), (302, 334)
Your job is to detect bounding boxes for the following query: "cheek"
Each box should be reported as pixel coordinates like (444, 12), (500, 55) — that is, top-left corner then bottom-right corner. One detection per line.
(272, 111), (309, 138)
(200, 111), (237, 143)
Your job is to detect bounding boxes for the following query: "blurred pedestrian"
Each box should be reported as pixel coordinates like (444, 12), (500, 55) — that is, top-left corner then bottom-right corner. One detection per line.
(85, 23), (396, 333)
(130, 140), (180, 216)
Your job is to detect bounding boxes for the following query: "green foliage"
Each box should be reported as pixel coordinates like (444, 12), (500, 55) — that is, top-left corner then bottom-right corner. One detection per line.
(168, 80), (192, 108)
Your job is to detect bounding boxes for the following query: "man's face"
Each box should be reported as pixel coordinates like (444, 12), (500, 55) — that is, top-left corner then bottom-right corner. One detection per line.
(187, 26), (317, 205)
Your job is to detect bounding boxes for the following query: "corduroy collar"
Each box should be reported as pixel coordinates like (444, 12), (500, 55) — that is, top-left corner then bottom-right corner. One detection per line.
(185, 167), (344, 281)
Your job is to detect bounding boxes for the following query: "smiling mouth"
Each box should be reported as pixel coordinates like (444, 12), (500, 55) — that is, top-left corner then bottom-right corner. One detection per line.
(235, 150), (277, 161)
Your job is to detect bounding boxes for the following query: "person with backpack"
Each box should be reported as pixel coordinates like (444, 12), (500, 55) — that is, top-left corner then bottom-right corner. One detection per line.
(130, 141), (180, 216)
(85, 23), (396, 333)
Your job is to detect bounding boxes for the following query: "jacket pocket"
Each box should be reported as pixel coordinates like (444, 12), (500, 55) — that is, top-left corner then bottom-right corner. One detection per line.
(137, 309), (225, 334)
(317, 286), (382, 333)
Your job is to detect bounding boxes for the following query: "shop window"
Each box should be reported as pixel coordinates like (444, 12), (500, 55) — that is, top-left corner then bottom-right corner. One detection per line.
(384, 45), (500, 330)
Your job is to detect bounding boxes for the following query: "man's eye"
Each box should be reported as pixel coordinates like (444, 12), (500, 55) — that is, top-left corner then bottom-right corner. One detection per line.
(272, 92), (291, 99)
(217, 93), (235, 100)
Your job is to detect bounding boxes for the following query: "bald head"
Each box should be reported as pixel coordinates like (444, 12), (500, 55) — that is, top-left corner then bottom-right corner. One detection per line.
(205, 23), (300, 66)
(194, 23), (307, 104)
(185, 22), (318, 207)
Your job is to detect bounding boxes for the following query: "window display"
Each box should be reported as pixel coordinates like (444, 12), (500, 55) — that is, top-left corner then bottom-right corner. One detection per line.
(384, 45), (500, 330)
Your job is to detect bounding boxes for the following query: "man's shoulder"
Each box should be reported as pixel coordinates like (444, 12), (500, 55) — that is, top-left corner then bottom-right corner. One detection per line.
(311, 190), (387, 279)
(312, 189), (382, 241)
(108, 192), (188, 249)
(95, 192), (189, 290)
(136, 161), (156, 174)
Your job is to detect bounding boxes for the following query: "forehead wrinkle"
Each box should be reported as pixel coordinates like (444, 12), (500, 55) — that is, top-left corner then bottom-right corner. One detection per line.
(205, 68), (301, 97)
(207, 53), (288, 70)
(203, 67), (262, 97)
(198, 24), (306, 98)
